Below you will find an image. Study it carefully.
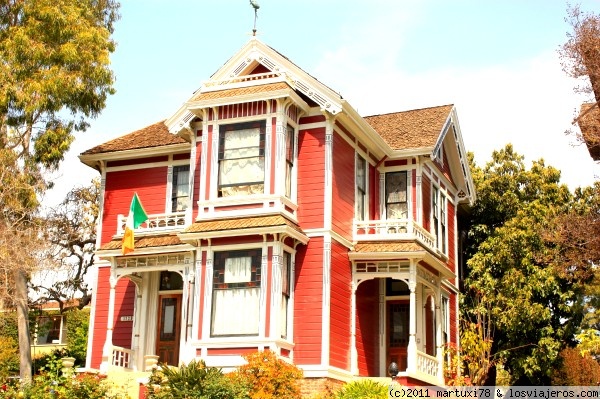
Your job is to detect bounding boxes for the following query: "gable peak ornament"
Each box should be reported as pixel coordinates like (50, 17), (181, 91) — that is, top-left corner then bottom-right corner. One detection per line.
(249, 0), (260, 36)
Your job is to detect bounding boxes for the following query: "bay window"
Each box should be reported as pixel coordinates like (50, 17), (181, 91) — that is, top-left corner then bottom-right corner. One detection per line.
(281, 252), (291, 339)
(218, 121), (265, 197)
(285, 125), (295, 198)
(385, 171), (408, 219)
(432, 186), (447, 254)
(171, 165), (190, 212)
(356, 155), (367, 221)
(211, 249), (262, 336)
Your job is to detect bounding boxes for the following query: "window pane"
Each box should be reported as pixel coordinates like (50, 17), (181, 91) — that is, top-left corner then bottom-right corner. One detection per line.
(225, 257), (251, 283)
(212, 288), (260, 336)
(386, 172), (407, 203)
(172, 165), (190, 212)
(218, 122), (265, 197)
(387, 202), (408, 219)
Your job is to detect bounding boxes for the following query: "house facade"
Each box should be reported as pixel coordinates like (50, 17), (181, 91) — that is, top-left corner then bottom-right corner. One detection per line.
(80, 38), (475, 387)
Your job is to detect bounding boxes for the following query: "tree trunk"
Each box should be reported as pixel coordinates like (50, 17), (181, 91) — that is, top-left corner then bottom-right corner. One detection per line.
(15, 268), (32, 382)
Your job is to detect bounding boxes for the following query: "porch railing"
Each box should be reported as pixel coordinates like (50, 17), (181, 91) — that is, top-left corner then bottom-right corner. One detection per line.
(416, 350), (438, 378)
(354, 219), (436, 249)
(116, 211), (188, 235)
(111, 346), (133, 369)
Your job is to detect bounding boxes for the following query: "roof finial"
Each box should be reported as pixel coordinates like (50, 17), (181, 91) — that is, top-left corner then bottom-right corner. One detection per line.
(249, 0), (260, 36)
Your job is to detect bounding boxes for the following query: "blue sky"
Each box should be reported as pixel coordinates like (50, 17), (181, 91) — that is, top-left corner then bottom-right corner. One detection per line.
(46, 0), (600, 205)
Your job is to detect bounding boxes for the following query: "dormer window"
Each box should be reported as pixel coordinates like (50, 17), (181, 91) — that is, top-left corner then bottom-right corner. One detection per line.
(218, 121), (266, 197)
(356, 155), (367, 221)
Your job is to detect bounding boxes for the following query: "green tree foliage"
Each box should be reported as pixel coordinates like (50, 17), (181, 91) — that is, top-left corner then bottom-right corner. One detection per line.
(463, 144), (582, 385)
(0, 0), (119, 381)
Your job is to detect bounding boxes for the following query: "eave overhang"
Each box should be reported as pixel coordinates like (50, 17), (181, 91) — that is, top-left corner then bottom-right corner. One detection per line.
(79, 143), (191, 169)
(178, 224), (309, 246)
(348, 249), (455, 280)
(95, 243), (196, 258)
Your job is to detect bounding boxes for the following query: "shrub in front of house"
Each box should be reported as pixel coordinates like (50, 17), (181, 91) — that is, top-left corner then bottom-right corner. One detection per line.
(230, 350), (303, 399)
(333, 379), (389, 399)
(145, 359), (247, 399)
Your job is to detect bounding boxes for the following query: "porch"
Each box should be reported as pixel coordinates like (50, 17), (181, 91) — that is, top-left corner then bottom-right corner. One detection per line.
(349, 257), (454, 386)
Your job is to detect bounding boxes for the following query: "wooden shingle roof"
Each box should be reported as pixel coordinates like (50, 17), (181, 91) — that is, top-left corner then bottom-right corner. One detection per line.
(99, 234), (183, 251)
(352, 242), (427, 253)
(578, 102), (600, 161)
(364, 104), (453, 150)
(81, 121), (187, 155)
(191, 82), (290, 102)
(182, 215), (303, 235)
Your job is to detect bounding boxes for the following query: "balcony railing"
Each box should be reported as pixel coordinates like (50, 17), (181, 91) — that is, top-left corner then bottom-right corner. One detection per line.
(111, 346), (133, 369)
(354, 219), (436, 250)
(416, 350), (439, 379)
(116, 211), (188, 235)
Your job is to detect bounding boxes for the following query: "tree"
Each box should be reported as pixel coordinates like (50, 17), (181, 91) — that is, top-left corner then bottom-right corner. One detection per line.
(0, 0), (119, 381)
(560, 5), (600, 154)
(463, 145), (583, 385)
(32, 179), (100, 312)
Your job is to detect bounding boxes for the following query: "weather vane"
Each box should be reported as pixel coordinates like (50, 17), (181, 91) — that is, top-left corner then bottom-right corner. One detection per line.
(249, 0), (260, 36)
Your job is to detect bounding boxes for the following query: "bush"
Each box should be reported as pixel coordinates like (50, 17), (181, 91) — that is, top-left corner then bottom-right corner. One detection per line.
(551, 347), (600, 385)
(231, 351), (303, 399)
(0, 370), (130, 399)
(0, 336), (19, 380)
(334, 379), (388, 399)
(65, 308), (89, 366)
(145, 359), (246, 399)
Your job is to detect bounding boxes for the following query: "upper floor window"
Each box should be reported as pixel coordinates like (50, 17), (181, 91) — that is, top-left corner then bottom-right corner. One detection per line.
(356, 155), (367, 221)
(385, 171), (408, 219)
(211, 249), (262, 336)
(218, 121), (265, 197)
(171, 165), (190, 212)
(432, 186), (447, 254)
(281, 252), (292, 339)
(285, 125), (295, 198)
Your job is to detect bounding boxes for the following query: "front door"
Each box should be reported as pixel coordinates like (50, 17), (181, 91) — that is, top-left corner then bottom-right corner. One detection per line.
(156, 294), (182, 366)
(387, 301), (409, 372)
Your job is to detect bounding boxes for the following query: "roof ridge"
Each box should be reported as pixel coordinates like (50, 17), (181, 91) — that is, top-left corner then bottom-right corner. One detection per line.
(363, 104), (454, 118)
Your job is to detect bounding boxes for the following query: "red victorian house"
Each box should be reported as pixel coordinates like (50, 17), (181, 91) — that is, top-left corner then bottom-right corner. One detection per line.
(79, 37), (475, 387)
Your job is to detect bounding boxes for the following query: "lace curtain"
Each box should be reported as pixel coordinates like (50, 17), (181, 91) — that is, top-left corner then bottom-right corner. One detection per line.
(219, 127), (264, 197)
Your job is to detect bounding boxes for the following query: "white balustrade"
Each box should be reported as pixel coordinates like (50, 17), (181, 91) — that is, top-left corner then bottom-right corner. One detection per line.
(117, 211), (188, 235)
(111, 346), (133, 369)
(353, 219), (436, 250)
(416, 350), (438, 378)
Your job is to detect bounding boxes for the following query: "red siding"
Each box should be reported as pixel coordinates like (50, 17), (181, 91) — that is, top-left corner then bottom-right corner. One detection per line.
(90, 267), (136, 368)
(218, 101), (267, 119)
(331, 132), (354, 240)
(265, 247), (273, 338)
(448, 201), (456, 276)
(193, 131), (202, 218)
(107, 156), (168, 167)
(411, 169), (417, 220)
(421, 175), (431, 231)
(299, 115), (326, 124)
(329, 240), (351, 370)
(294, 238), (323, 364)
(102, 167), (168, 245)
(450, 292), (458, 344)
(205, 125), (213, 201)
(297, 128), (325, 229)
(356, 279), (379, 376)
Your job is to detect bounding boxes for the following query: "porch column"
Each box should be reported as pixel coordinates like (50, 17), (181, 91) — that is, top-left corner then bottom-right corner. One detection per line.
(100, 271), (118, 373)
(131, 277), (143, 371)
(407, 261), (417, 373)
(435, 281), (444, 383)
(350, 280), (358, 375)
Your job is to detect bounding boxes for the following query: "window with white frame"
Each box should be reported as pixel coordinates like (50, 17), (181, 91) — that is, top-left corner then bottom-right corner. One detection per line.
(385, 171), (408, 219)
(442, 296), (449, 345)
(218, 121), (265, 197)
(281, 252), (291, 339)
(356, 155), (367, 221)
(211, 249), (262, 336)
(285, 125), (295, 198)
(171, 165), (190, 212)
(432, 186), (448, 254)
(35, 315), (66, 345)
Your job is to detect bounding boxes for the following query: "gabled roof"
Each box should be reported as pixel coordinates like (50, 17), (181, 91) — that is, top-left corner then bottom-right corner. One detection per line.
(577, 102), (600, 161)
(81, 121), (187, 156)
(364, 105), (454, 151)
